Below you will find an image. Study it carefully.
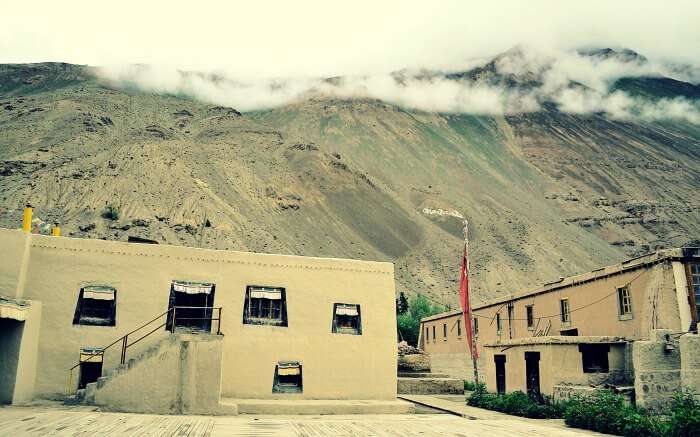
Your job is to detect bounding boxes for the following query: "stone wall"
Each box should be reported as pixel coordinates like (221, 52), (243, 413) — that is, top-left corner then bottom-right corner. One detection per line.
(680, 333), (700, 399)
(632, 329), (681, 410)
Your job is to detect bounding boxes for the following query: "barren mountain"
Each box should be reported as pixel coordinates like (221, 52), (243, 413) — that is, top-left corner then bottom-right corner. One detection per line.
(1, 52), (698, 306)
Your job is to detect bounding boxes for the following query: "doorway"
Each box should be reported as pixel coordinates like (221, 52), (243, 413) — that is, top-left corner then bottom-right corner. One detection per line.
(78, 349), (104, 389)
(166, 281), (215, 332)
(0, 318), (24, 404)
(494, 354), (506, 394)
(525, 351), (541, 399)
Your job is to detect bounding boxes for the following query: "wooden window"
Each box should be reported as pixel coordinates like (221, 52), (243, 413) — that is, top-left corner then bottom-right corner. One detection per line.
(690, 263), (700, 320)
(560, 299), (571, 323)
(73, 286), (116, 326)
(617, 286), (633, 319)
(526, 305), (534, 330)
(243, 286), (287, 326)
(332, 303), (362, 335)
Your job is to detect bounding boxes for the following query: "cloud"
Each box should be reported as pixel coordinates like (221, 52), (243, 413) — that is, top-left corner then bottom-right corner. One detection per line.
(98, 47), (700, 124)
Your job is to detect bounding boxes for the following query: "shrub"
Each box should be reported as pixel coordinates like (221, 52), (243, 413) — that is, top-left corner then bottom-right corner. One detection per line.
(467, 383), (563, 419)
(464, 380), (478, 391)
(102, 204), (119, 220)
(666, 389), (700, 437)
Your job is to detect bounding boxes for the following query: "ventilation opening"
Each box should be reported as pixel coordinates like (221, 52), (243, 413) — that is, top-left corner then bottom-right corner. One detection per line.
(78, 348), (104, 389)
(243, 286), (288, 327)
(332, 303), (361, 335)
(273, 361), (302, 393)
(560, 328), (579, 336)
(166, 281), (215, 332)
(73, 286), (116, 326)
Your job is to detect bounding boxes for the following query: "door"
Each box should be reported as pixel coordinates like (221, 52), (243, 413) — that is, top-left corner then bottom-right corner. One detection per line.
(166, 282), (215, 332)
(494, 354), (506, 394)
(78, 361), (103, 389)
(525, 351), (541, 399)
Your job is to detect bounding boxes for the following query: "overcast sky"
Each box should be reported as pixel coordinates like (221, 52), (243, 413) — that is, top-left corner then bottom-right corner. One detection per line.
(2, 0), (698, 78)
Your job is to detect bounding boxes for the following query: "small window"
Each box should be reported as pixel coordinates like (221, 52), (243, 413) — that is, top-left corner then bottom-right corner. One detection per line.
(272, 361), (302, 393)
(73, 286), (116, 326)
(443, 323), (447, 339)
(457, 319), (462, 337)
(579, 344), (610, 373)
(560, 299), (570, 323)
(617, 286), (632, 319)
(432, 325), (436, 341)
(332, 303), (362, 334)
(425, 326), (429, 342)
(691, 263), (700, 319)
(526, 305), (534, 330)
(560, 327), (579, 336)
(243, 286), (288, 326)
(496, 312), (502, 334)
(473, 317), (479, 337)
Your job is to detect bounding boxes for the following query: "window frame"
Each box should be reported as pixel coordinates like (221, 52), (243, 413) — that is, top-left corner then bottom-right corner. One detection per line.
(579, 344), (610, 373)
(72, 286), (117, 327)
(457, 319), (462, 337)
(272, 361), (303, 393)
(473, 317), (479, 338)
(689, 262), (700, 322)
(331, 303), (362, 335)
(560, 298), (571, 324)
(496, 312), (502, 335)
(526, 305), (535, 330)
(432, 325), (436, 342)
(243, 285), (288, 327)
(616, 285), (633, 320)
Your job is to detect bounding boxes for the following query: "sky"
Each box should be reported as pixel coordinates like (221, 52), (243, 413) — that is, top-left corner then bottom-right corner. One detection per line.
(2, 0), (699, 78)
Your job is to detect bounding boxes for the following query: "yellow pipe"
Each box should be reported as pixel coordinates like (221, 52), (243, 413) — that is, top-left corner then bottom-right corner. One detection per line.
(52, 225), (61, 237)
(22, 205), (33, 233)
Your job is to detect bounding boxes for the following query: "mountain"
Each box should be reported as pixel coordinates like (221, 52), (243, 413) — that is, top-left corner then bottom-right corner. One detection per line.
(1, 50), (699, 306)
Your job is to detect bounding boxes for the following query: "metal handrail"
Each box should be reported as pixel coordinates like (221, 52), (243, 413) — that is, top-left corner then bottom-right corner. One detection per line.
(67, 306), (223, 393)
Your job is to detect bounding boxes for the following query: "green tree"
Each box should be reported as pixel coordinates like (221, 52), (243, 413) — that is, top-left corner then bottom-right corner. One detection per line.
(397, 294), (445, 346)
(396, 292), (409, 315)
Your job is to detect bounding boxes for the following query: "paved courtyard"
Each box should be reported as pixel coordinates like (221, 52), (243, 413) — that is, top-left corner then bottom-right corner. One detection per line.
(0, 405), (604, 436)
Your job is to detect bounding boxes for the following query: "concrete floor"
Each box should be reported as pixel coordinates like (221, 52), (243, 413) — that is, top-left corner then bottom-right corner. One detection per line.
(0, 405), (605, 436)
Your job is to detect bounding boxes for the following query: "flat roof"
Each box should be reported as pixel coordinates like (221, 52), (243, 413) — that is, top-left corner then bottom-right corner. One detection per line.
(420, 247), (698, 323)
(483, 335), (628, 347)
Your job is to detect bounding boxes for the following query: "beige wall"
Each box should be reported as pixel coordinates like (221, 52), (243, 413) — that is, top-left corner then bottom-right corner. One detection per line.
(482, 341), (628, 397)
(0, 229), (397, 401)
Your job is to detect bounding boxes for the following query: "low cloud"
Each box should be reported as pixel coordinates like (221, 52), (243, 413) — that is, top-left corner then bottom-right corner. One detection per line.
(98, 47), (700, 123)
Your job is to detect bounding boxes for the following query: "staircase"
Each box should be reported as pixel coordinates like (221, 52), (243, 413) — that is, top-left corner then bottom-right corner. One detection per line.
(397, 353), (463, 395)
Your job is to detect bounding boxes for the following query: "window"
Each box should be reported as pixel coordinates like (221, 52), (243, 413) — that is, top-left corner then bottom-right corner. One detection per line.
(496, 312), (502, 334)
(579, 344), (610, 373)
(167, 281), (215, 332)
(73, 286), (116, 326)
(560, 328), (579, 336)
(272, 361), (302, 393)
(432, 325), (436, 341)
(560, 299), (570, 323)
(443, 323), (447, 340)
(457, 319), (462, 337)
(332, 303), (361, 334)
(243, 286), (287, 326)
(425, 327), (429, 342)
(473, 317), (479, 337)
(526, 305), (534, 330)
(617, 286), (632, 319)
(507, 304), (514, 338)
(690, 263), (700, 319)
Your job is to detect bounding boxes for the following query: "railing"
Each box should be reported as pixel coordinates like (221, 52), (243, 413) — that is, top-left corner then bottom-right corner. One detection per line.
(67, 306), (222, 393)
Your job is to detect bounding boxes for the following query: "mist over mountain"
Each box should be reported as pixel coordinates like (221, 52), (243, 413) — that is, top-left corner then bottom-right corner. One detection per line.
(1, 47), (698, 306)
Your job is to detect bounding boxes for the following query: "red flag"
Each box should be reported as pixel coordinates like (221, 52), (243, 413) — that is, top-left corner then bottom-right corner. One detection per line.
(460, 226), (479, 359)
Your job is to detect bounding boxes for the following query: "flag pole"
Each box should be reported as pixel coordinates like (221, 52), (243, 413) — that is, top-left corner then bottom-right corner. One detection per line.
(463, 220), (479, 384)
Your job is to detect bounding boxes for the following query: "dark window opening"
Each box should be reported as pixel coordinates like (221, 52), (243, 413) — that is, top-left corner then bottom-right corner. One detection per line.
(243, 286), (288, 327)
(560, 327), (579, 336)
(579, 344), (610, 373)
(332, 303), (362, 335)
(272, 361), (302, 393)
(432, 325), (436, 341)
(78, 348), (104, 389)
(496, 312), (502, 334)
(689, 263), (699, 320)
(457, 319), (462, 336)
(166, 281), (215, 332)
(526, 305), (534, 329)
(473, 317), (479, 337)
(507, 303), (514, 338)
(73, 286), (116, 326)
(443, 323), (447, 339)
(425, 327), (429, 342)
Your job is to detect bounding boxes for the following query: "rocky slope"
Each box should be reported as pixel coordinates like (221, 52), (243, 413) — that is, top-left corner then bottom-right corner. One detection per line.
(1, 58), (698, 306)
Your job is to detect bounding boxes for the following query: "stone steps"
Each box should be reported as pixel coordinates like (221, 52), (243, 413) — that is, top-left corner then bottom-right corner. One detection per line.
(398, 372), (450, 378)
(397, 377), (463, 395)
(228, 398), (415, 415)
